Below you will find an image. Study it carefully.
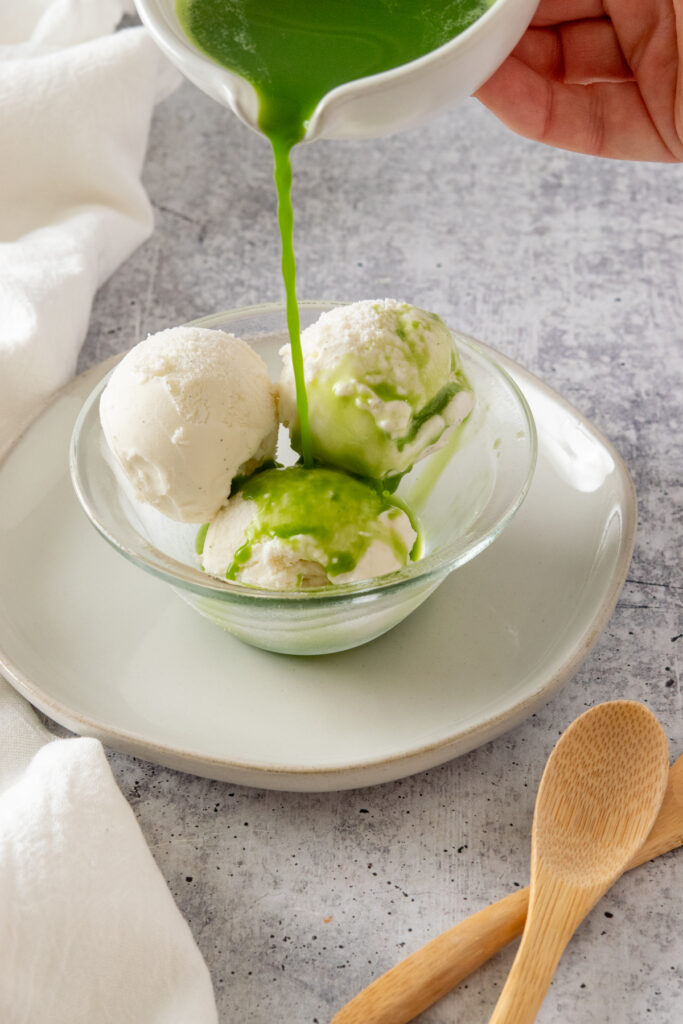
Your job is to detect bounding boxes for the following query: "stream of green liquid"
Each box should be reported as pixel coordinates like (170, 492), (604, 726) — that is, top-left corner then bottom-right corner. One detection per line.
(176, 0), (491, 469)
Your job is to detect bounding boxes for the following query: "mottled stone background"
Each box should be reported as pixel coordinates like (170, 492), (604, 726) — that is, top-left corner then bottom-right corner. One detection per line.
(71, 62), (681, 1024)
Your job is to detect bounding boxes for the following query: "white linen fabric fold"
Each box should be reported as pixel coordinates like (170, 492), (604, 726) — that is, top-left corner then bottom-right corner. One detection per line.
(0, 682), (218, 1023)
(0, 0), (178, 441)
(0, 3), (219, 1021)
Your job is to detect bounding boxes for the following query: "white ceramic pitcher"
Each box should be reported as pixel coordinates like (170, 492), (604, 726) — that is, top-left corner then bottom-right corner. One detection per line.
(134, 0), (537, 141)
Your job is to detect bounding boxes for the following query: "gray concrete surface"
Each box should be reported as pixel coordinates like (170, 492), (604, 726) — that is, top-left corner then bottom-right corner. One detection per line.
(73, 75), (682, 1023)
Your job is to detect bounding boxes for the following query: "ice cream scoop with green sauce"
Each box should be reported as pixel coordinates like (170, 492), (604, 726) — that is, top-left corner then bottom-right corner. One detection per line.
(175, 0), (492, 464)
(199, 465), (420, 588)
(279, 299), (475, 484)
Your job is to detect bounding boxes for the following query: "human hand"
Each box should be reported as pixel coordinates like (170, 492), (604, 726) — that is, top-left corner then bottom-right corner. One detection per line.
(475, 0), (683, 161)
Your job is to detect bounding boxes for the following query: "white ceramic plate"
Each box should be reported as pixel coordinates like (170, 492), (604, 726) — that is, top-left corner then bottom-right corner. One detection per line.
(0, 354), (635, 791)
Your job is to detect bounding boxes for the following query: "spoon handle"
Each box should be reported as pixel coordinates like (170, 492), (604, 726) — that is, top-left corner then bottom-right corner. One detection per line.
(487, 873), (602, 1024)
(329, 889), (529, 1024)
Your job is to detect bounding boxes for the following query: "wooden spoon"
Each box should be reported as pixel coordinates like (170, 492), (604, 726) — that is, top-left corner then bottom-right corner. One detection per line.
(331, 723), (681, 1024)
(487, 700), (669, 1024)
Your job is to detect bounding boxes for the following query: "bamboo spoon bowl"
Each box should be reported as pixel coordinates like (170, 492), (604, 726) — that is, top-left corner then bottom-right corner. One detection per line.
(331, 722), (681, 1024)
(487, 700), (669, 1024)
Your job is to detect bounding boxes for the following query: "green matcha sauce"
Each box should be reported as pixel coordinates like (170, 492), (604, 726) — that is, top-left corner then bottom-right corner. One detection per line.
(218, 465), (420, 582)
(176, 0), (492, 146)
(176, 0), (491, 466)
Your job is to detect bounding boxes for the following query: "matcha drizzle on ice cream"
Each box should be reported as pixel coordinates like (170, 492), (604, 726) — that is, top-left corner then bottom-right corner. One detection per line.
(175, 0), (491, 461)
(97, 3), (484, 591)
(192, 297), (474, 587)
(279, 300), (474, 484)
(200, 465), (420, 589)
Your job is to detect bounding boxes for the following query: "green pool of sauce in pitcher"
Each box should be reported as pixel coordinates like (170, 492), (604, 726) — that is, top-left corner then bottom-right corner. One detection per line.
(176, 0), (491, 465)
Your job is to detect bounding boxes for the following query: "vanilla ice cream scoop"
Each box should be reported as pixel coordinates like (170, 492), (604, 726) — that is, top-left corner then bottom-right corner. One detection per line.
(199, 465), (419, 589)
(100, 326), (277, 523)
(279, 299), (474, 481)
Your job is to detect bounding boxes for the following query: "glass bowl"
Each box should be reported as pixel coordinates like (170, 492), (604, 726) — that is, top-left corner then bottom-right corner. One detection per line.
(70, 301), (537, 655)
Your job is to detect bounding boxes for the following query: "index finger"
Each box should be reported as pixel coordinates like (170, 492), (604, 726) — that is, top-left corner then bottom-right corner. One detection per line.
(531, 0), (606, 25)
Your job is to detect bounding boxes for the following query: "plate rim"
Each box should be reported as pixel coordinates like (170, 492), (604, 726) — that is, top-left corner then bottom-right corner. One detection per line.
(0, 348), (637, 790)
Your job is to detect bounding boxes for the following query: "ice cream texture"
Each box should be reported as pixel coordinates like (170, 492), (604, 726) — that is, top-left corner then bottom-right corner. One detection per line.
(100, 326), (277, 523)
(199, 465), (419, 589)
(279, 299), (474, 481)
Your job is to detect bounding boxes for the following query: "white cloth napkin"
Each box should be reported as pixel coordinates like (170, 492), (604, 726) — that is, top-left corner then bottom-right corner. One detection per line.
(0, 682), (218, 1023)
(0, 3), (219, 1021)
(0, 0), (177, 441)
